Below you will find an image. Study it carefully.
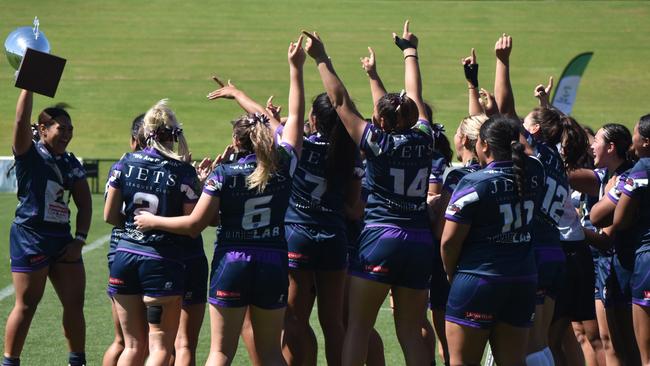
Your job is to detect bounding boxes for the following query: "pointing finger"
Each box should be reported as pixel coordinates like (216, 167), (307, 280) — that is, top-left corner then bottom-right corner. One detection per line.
(212, 76), (225, 87)
(403, 20), (410, 36)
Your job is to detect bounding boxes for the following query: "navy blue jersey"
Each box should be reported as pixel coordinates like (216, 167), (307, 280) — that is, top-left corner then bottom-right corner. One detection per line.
(444, 157), (546, 277)
(527, 135), (568, 246)
(13, 141), (86, 235)
(619, 158), (650, 253)
(360, 120), (434, 229)
(620, 158), (650, 252)
(202, 142), (298, 250)
(108, 148), (200, 249)
(285, 133), (364, 228)
(442, 162), (481, 194)
(429, 151), (448, 185)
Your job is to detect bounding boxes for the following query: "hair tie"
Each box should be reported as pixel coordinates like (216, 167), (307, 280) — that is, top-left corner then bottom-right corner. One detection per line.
(432, 123), (446, 138)
(170, 127), (183, 142)
(395, 89), (407, 112)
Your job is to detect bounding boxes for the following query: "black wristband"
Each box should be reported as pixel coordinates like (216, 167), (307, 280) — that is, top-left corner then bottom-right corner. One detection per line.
(394, 36), (416, 51)
(463, 63), (479, 88)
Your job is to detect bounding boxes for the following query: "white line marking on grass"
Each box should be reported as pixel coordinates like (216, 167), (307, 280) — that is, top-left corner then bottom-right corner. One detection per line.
(0, 233), (111, 302)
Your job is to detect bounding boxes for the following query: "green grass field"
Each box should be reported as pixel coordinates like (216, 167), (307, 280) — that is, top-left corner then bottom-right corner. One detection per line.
(1, 1), (650, 364)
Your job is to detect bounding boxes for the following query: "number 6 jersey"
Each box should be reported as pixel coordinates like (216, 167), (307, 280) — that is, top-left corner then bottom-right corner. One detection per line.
(202, 142), (298, 250)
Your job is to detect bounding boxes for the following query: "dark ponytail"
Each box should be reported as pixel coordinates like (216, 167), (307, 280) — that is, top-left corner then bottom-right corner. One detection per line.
(312, 93), (356, 191)
(601, 123), (632, 161)
(480, 115), (528, 209)
(559, 116), (589, 170)
(131, 113), (146, 149)
(376, 92), (418, 132)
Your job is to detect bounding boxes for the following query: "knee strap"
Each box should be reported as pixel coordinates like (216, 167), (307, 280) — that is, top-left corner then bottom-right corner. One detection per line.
(147, 305), (163, 324)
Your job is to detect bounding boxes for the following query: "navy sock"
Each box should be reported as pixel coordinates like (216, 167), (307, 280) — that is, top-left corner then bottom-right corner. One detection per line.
(2, 356), (20, 366)
(68, 352), (85, 366)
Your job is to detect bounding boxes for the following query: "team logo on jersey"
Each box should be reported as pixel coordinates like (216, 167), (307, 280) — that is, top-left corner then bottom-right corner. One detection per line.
(109, 277), (125, 285)
(109, 170), (121, 184)
(204, 178), (221, 192)
(644, 290), (650, 300)
(445, 190), (479, 217)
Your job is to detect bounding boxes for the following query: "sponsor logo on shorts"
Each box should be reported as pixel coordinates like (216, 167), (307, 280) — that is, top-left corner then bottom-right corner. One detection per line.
(184, 291), (193, 300)
(364, 265), (389, 274)
(164, 282), (173, 290)
(109, 277), (125, 285)
(464, 311), (494, 322)
(29, 255), (47, 264)
(288, 252), (309, 261)
(644, 290), (650, 300)
(216, 290), (241, 298)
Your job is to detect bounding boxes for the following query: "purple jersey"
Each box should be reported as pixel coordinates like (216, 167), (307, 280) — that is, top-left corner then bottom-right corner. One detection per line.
(445, 157), (546, 276)
(203, 143), (298, 250)
(618, 158), (650, 253)
(360, 119), (434, 229)
(13, 141), (85, 235)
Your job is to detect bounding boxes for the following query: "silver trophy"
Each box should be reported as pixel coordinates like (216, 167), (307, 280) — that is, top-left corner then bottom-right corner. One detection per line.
(5, 17), (51, 70)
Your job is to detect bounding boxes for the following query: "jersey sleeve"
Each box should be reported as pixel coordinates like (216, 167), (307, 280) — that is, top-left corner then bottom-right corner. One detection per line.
(607, 175), (626, 203)
(445, 177), (480, 224)
(443, 169), (464, 193)
(621, 164), (648, 197)
(13, 141), (37, 161)
(429, 155), (447, 184)
(180, 167), (201, 203)
(107, 159), (125, 190)
(66, 153), (87, 183)
(360, 122), (393, 158)
(594, 168), (607, 186)
(202, 166), (225, 197)
(278, 142), (299, 177)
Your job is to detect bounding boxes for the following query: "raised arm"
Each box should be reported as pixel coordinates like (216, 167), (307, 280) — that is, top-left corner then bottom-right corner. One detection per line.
(302, 30), (367, 145)
(207, 78), (282, 133)
(360, 47), (387, 107)
(13, 89), (35, 156)
(462, 48), (483, 116)
(394, 20), (428, 122)
(534, 76), (554, 109)
(494, 34), (518, 119)
(280, 36), (306, 157)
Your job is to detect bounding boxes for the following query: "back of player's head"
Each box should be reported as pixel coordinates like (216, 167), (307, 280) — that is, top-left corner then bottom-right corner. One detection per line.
(528, 107), (564, 146)
(232, 113), (279, 192)
(601, 123), (632, 160)
(458, 114), (488, 158)
(639, 114), (650, 139)
(528, 107), (589, 170)
(480, 115), (527, 202)
(143, 99), (190, 162)
(375, 92), (418, 132)
(131, 113), (146, 150)
(311, 93), (356, 191)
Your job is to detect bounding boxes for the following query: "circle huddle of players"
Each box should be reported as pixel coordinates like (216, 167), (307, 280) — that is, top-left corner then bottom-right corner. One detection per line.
(4, 21), (650, 366)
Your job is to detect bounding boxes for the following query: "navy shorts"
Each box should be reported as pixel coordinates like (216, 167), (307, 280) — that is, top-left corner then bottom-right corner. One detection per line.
(286, 224), (348, 271)
(632, 250), (650, 307)
(594, 252), (613, 303)
(446, 272), (537, 329)
(553, 242), (596, 322)
(429, 241), (450, 310)
(602, 251), (634, 307)
(108, 246), (185, 298)
(10, 223), (74, 272)
(208, 247), (288, 310)
(534, 244), (566, 304)
(591, 248), (606, 301)
(182, 253), (208, 306)
(349, 225), (433, 290)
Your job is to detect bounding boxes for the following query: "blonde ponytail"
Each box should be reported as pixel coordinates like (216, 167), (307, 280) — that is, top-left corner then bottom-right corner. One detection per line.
(143, 99), (191, 162)
(233, 113), (279, 192)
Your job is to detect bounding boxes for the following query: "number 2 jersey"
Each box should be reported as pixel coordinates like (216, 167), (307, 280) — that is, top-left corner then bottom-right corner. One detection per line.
(285, 133), (364, 229)
(445, 158), (546, 277)
(202, 142), (298, 250)
(360, 119), (434, 230)
(108, 147), (200, 252)
(13, 141), (86, 235)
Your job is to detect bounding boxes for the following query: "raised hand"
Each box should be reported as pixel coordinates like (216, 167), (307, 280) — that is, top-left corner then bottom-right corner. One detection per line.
(207, 78), (240, 100)
(462, 48), (479, 88)
(393, 20), (418, 50)
(479, 88), (499, 116)
(212, 144), (235, 170)
(301, 30), (328, 63)
(495, 33), (512, 64)
(288, 35), (306, 67)
(193, 157), (214, 184)
(534, 76), (554, 107)
(266, 96), (282, 121)
(360, 47), (377, 75)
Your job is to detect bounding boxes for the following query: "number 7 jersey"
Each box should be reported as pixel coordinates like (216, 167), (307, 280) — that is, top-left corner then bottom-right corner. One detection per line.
(202, 142), (298, 250)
